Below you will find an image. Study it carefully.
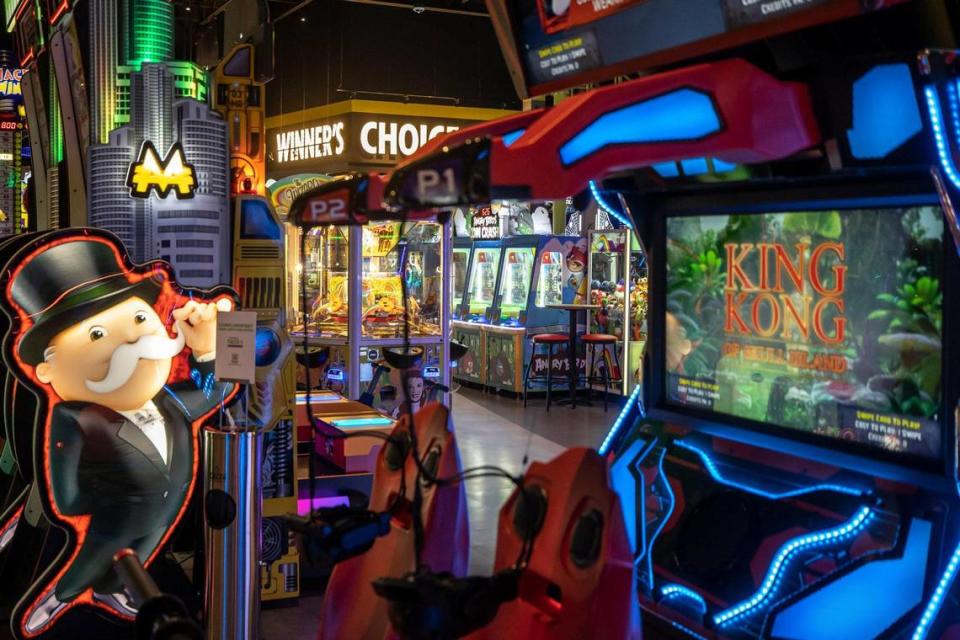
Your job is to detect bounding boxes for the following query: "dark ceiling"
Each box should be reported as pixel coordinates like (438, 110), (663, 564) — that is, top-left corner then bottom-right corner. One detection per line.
(170, 0), (489, 29)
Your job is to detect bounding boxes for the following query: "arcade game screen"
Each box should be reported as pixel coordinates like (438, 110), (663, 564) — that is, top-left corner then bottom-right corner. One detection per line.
(665, 206), (944, 460)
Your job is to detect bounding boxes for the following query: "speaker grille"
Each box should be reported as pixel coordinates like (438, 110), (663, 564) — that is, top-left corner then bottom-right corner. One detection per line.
(237, 276), (282, 309)
(240, 246), (281, 260)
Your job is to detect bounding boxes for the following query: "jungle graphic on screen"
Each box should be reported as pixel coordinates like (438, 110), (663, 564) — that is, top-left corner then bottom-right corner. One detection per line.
(665, 207), (944, 459)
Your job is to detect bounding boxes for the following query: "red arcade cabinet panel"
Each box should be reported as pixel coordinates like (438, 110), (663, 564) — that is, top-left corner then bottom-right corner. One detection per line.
(319, 402), (469, 640)
(468, 447), (638, 640)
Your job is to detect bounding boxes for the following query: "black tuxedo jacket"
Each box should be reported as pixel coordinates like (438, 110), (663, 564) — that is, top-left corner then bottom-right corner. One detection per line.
(47, 358), (231, 538)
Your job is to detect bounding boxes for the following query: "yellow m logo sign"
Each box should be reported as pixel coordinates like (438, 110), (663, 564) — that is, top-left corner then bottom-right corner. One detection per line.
(126, 141), (197, 199)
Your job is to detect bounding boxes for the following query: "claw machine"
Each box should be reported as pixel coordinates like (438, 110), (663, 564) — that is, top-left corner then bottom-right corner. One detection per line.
(586, 228), (646, 395)
(452, 239), (501, 385)
(292, 220), (450, 415)
(485, 235), (588, 393)
(451, 238), (472, 320)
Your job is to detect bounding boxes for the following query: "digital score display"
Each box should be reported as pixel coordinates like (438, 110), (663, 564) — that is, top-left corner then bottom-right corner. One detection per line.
(664, 207), (944, 460)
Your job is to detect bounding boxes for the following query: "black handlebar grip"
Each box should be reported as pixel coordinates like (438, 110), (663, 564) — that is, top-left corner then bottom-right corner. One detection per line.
(113, 548), (161, 607)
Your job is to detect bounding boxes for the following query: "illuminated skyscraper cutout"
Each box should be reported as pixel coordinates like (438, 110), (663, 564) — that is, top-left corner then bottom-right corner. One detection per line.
(122, 0), (173, 66)
(89, 0), (117, 144)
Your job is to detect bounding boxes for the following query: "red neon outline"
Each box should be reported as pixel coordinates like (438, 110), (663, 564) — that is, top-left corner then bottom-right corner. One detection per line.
(0, 504), (24, 539)
(2, 230), (239, 637)
(12, 0), (31, 25)
(18, 48), (34, 68)
(47, 0), (69, 25)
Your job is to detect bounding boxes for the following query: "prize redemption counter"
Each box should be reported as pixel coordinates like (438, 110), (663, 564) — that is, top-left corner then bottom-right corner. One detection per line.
(375, 14), (960, 631)
(290, 220), (451, 415)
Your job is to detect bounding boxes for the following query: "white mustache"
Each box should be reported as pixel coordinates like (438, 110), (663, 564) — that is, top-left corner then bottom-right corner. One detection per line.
(85, 322), (186, 394)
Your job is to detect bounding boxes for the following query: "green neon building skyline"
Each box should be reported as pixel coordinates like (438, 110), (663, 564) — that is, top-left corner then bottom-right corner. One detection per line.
(121, 0), (174, 66)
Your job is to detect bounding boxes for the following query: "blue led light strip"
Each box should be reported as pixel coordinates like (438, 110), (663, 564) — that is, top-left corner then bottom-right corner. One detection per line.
(670, 620), (708, 640)
(951, 80), (960, 148)
(673, 440), (865, 499)
(589, 179), (634, 229)
(660, 584), (707, 613)
(912, 535), (960, 639)
(598, 382), (642, 455)
(924, 85), (960, 191)
(645, 448), (676, 587)
(713, 506), (874, 626)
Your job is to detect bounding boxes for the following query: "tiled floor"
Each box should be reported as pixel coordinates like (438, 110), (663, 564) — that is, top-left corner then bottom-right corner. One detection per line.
(262, 386), (619, 637)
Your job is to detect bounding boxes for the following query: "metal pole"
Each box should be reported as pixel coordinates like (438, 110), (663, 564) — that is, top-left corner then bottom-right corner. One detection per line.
(442, 217), (452, 399)
(203, 428), (262, 640)
(348, 226), (362, 399)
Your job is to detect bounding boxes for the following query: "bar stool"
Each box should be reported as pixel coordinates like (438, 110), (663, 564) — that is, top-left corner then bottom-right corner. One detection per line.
(582, 334), (620, 411)
(523, 333), (569, 412)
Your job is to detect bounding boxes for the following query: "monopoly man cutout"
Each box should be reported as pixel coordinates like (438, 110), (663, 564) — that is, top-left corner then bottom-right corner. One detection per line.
(0, 229), (237, 637)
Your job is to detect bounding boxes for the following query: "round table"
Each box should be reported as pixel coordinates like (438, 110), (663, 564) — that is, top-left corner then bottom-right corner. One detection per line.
(545, 303), (600, 408)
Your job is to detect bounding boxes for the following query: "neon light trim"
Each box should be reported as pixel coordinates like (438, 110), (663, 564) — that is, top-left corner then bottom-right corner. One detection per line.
(924, 85), (960, 191)
(610, 437), (656, 554)
(589, 180), (633, 229)
(296, 392), (341, 404)
(769, 518), (930, 639)
(660, 584), (707, 613)
(598, 381), (642, 455)
(501, 129), (525, 147)
(912, 539), (960, 639)
(645, 448), (676, 587)
(560, 88), (721, 165)
(713, 506), (874, 626)
(846, 64), (922, 160)
(330, 417), (394, 428)
(674, 440), (865, 499)
(47, 0), (68, 24)
(712, 158), (737, 173)
(680, 158), (709, 176)
(651, 162), (680, 178)
(669, 620), (708, 640)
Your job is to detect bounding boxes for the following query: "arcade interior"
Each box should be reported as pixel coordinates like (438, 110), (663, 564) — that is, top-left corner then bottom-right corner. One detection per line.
(0, 0), (958, 639)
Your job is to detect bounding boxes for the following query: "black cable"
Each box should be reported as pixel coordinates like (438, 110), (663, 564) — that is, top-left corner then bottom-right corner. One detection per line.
(300, 230), (320, 522)
(398, 217), (426, 572)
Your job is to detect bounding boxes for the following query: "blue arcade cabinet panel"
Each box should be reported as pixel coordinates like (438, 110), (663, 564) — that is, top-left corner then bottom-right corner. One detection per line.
(608, 423), (940, 640)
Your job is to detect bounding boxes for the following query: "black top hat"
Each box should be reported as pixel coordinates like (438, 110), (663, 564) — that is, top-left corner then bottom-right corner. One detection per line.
(10, 236), (162, 365)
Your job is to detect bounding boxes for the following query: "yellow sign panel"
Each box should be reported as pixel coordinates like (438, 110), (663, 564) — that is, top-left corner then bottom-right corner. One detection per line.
(126, 141), (197, 199)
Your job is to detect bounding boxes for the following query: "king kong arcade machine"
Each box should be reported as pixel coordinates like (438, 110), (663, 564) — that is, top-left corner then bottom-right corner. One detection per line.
(378, 0), (960, 637)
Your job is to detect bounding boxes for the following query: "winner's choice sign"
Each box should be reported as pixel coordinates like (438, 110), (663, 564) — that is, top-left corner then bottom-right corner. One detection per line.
(724, 0), (830, 28)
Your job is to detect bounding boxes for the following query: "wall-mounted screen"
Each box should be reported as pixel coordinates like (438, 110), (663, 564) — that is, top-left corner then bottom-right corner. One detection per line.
(501, 0), (892, 96)
(665, 206), (944, 460)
